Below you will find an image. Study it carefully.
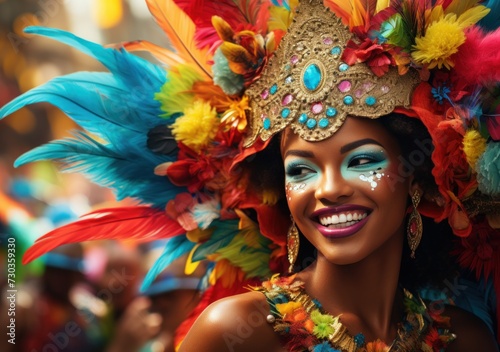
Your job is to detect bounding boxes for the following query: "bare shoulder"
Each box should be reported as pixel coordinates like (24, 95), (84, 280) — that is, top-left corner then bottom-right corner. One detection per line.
(445, 305), (499, 352)
(178, 291), (285, 352)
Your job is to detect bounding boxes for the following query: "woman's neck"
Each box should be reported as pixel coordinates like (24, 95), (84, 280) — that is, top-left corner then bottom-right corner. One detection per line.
(298, 232), (404, 343)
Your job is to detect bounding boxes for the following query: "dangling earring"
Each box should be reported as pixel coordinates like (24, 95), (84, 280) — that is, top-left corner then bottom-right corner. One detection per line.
(407, 190), (423, 259)
(287, 217), (300, 273)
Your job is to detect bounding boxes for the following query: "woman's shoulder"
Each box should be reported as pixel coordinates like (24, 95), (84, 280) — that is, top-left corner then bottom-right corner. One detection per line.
(178, 291), (285, 352)
(444, 305), (499, 352)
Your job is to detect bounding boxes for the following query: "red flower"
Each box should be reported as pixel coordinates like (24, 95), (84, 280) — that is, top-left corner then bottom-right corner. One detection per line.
(424, 327), (447, 351)
(431, 71), (470, 112)
(453, 219), (500, 281)
(166, 144), (218, 192)
(343, 38), (395, 77)
(430, 108), (476, 235)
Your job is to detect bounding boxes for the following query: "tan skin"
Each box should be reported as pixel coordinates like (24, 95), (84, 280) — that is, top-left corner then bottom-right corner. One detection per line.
(179, 117), (498, 351)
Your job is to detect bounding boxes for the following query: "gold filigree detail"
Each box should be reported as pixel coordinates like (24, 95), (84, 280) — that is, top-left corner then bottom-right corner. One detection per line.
(244, 0), (420, 147)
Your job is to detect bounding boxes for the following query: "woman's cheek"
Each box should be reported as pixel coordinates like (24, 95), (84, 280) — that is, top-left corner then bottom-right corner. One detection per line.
(341, 162), (390, 191)
(285, 182), (308, 202)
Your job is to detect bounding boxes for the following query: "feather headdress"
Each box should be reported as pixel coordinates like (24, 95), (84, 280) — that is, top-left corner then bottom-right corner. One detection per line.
(1, 0), (500, 344)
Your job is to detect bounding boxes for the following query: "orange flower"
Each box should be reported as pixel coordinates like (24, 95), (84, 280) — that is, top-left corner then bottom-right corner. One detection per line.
(365, 339), (390, 352)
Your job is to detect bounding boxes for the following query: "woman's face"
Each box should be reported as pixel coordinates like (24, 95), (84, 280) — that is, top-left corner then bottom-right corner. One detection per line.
(281, 117), (412, 265)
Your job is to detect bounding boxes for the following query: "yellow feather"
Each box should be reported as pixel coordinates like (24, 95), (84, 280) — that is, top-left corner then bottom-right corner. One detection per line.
(375, 0), (390, 13)
(445, 0), (482, 16)
(212, 16), (234, 42)
(457, 6), (490, 28)
(185, 243), (202, 275)
(220, 42), (255, 75)
(146, 0), (212, 79)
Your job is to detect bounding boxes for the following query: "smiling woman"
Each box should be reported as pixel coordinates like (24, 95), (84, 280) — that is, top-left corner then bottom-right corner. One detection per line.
(1, 0), (500, 351)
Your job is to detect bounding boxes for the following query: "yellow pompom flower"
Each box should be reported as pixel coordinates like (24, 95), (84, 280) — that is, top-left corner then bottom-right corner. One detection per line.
(463, 129), (487, 170)
(412, 14), (466, 69)
(276, 301), (302, 316)
(172, 100), (219, 153)
(412, 4), (490, 69)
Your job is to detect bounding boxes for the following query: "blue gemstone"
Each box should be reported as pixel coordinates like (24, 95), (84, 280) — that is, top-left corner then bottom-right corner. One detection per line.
(365, 96), (376, 106)
(303, 64), (322, 91)
(298, 113), (308, 124)
(306, 119), (317, 129)
(330, 46), (341, 55)
(318, 118), (329, 128)
(263, 118), (271, 130)
(281, 108), (290, 118)
(326, 107), (337, 117)
(339, 63), (349, 72)
(344, 96), (354, 105)
(270, 84), (278, 95)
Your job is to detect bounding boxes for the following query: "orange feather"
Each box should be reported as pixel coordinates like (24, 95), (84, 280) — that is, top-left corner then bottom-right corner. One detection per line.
(115, 40), (186, 68)
(146, 0), (212, 79)
(22, 206), (185, 264)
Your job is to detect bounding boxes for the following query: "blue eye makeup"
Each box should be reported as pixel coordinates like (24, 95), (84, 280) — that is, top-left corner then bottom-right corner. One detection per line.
(284, 160), (318, 182)
(341, 146), (389, 179)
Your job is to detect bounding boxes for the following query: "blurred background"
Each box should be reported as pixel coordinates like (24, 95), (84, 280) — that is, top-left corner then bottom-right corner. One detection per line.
(0, 2), (201, 351)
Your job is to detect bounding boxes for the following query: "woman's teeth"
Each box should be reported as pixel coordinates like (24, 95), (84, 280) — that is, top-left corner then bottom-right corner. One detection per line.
(319, 213), (367, 227)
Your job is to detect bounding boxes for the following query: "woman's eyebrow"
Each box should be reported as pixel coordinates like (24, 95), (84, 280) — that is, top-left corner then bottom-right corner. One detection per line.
(284, 150), (315, 158)
(340, 138), (383, 154)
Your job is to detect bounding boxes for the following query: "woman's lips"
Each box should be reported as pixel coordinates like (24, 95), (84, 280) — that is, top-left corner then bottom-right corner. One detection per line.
(311, 205), (372, 238)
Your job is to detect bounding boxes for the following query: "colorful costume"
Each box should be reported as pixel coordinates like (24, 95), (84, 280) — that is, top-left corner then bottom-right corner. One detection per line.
(1, 0), (500, 349)
(258, 275), (456, 352)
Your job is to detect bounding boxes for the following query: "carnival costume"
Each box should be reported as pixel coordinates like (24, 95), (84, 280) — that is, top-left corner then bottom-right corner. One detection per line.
(1, 0), (500, 350)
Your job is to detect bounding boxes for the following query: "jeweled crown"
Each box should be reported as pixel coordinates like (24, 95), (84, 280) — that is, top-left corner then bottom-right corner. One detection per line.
(244, 0), (420, 146)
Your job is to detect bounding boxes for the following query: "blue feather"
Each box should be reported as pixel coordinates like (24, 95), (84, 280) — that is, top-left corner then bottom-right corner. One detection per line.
(0, 73), (161, 138)
(14, 131), (183, 208)
(140, 236), (195, 292)
(480, 0), (500, 31)
(0, 27), (188, 208)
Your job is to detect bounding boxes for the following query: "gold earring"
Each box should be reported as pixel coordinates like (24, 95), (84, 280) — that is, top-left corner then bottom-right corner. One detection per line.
(287, 217), (299, 273)
(407, 190), (423, 259)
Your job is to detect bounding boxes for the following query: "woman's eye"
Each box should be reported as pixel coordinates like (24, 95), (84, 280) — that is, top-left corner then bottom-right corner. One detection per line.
(348, 156), (376, 168)
(286, 165), (315, 177)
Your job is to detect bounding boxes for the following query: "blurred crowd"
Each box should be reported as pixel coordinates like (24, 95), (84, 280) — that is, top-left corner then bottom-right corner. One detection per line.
(0, 1), (202, 351)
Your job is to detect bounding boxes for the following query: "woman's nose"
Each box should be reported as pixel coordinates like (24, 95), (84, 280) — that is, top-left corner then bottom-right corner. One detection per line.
(314, 168), (354, 203)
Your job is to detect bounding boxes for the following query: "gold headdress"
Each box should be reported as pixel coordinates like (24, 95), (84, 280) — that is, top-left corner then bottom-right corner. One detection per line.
(245, 0), (419, 146)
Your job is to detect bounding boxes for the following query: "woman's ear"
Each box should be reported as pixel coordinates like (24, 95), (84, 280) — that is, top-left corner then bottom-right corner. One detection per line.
(408, 177), (423, 198)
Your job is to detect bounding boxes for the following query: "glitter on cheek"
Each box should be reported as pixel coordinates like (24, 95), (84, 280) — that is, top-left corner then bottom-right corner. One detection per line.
(359, 168), (386, 190)
(285, 182), (307, 201)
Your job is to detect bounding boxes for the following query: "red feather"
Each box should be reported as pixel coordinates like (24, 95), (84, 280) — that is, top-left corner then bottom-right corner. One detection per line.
(22, 206), (184, 264)
(453, 27), (500, 86)
(175, 0), (270, 49)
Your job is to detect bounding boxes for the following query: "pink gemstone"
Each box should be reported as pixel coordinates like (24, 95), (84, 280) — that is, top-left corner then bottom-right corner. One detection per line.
(354, 89), (364, 98)
(261, 113), (267, 120)
(381, 85), (390, 94)
(362, 82), (375, 92)
(290, 55), (299, 65)
(338, 80), (352, 93)
(323, 37), (333, 45)
(282, 94), (293, 106)
(311, 102), (323, 115)
(409, 221), (417, 235)
(261, 89), (269, 100)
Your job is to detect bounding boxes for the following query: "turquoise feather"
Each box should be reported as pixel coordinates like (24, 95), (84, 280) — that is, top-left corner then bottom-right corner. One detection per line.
(141, 236), (195, 292)
(0, 27), (188, 208)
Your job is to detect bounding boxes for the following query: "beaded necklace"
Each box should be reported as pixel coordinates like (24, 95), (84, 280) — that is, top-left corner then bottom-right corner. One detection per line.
(257, 275), (456, 352)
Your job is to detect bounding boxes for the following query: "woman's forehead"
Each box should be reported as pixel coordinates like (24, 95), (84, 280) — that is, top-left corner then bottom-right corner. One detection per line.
(280, 117), (396, 153)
